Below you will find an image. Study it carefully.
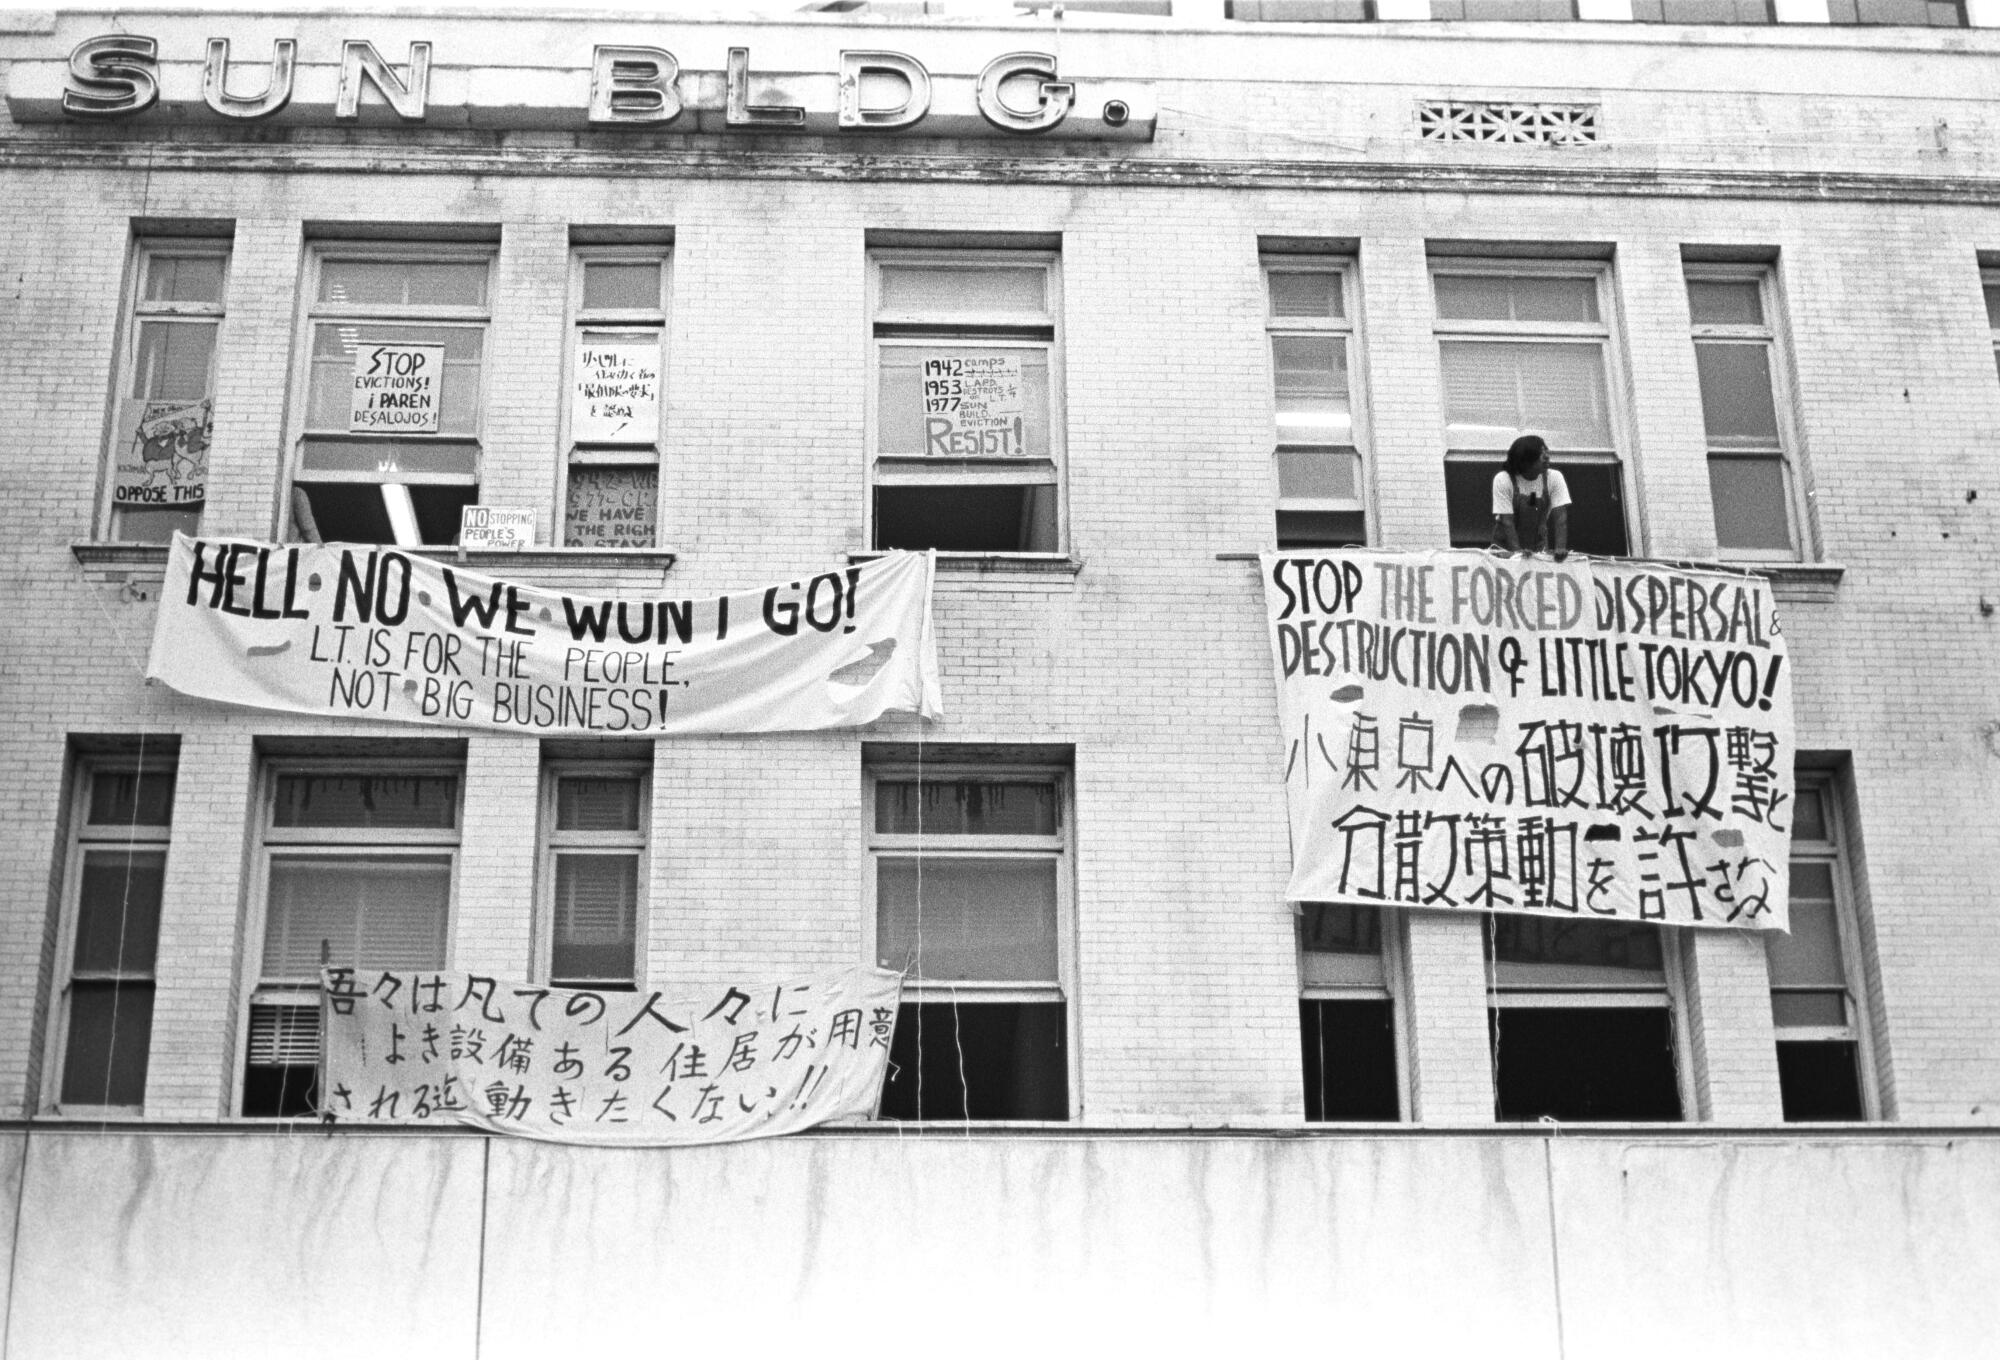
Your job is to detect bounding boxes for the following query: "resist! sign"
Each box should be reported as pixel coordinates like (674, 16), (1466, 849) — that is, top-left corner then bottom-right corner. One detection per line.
(1264, 549), (1794, 931)
(147, 535), (942, 735)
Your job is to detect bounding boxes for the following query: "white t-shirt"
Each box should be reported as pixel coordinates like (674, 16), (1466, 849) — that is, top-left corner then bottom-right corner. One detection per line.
(1491, 468), (1572, 518)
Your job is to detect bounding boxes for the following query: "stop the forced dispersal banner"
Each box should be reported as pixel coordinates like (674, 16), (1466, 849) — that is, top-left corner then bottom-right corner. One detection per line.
(1264, 549), (1794, 930)
(146, 534), (942, 735)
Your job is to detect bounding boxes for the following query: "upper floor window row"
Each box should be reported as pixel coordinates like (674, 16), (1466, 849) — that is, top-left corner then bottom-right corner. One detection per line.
(1225, 0), (1967, 25)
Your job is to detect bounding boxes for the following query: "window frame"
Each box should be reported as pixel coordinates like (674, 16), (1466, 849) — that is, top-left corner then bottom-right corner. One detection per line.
(44, 755), (177, 1114)
(1296, 901), (1409, 1121)
(863, 760), (1078, 1120)
(1685, 262), (1808, 563)
(1264, 258), (1374, 549)
(284, 242), (496, 546)
(1769, 771), (1879, 1120)
(239, 758), (464, 1116)
(538, 760), (651, 991)
(1981, 268), (2000, 385)
(1432, 258), (1638, 555)
(559, 246), (671, 550)
(101, 239), (232, 543)
(865, 249), (1069, 559)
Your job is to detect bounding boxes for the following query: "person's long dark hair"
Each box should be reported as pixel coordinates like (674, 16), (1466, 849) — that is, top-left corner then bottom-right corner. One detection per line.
(1505, 434), (1548, 479)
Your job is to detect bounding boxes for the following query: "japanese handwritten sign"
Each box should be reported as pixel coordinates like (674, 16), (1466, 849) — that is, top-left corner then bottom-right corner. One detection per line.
(113, 398), (210, 508)
(321, 967), (904, 1145)
(349, 343), (444, 433)
(148, 535), (943, 735)
(1265, 550), (1794, 930)
(921, 352), (1026, 457)
(572, 340), (661, 444)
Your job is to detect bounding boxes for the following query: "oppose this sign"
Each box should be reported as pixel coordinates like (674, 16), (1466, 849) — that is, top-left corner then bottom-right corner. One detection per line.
(1264, 550), (1794, 931)
(921, 352), (1025, 457)
(112, 398), (210, 508)
(349, 343), (444, 433)
(147, 535), (942, 736)
(322, 967), (903, 1145)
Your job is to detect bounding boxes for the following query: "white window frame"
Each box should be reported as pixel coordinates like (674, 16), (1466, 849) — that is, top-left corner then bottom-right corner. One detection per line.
(1296, 901), (1410, 1120)
(559, 247), (670, 549)
(102, 239), (231, 542)
(1771, 771), (1879, 1118)
(44, 755), (176, 1114)
(1686, 263), (1808, 562)
(239, 760), (463, 1115)
(865, 250), (1068, 558)
(1982, 268), (2000, 382)
(1264, 259), (1373, 548)
(539, 761), (651, 990)
(1432, 260), (1638, 554)
(863, 760), (1077, 1120)
(284, 243), (494, 546)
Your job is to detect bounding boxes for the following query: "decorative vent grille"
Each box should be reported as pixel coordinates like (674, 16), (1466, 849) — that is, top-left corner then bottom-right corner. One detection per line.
(1419, 101), (1600, 146)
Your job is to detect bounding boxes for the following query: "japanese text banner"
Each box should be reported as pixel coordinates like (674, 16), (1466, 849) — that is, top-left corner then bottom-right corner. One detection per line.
(1264, 549), (1794, 930)
(147, 535), (942, 735)
(321, 967), (904, 1145)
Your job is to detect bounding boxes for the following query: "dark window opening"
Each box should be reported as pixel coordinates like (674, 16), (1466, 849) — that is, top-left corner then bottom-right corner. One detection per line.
(1490, 1007), (1682, 1121)
(1445, 459), (1629, 557)
(877, 1001), (1068, 1121)
(874, 485), (1057, 553)
(60, 982), (155, 1107)
(1277, 509), (1368, 550)
(294, 483), (478, 547)
(1301, 999), (1399, 1121)
(242, 1064), (320, 1119)
(1777, 1040), (1865, 1121)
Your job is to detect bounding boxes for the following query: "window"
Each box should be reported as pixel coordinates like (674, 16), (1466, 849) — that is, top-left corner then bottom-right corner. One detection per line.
(288, 247), (492, 546)
(105, 242), (229, 543)
(1983, 272), (2000, 382)
(869, 252), (1064, 554)
(1826, 0), (1963, 24)
(1229, 1), (1380, 18)
(49, 758), (176, 1110)
(1266, 262), (1369, 549)
(1298, 903), (1402, 1121)
(244, 767), (460, 1116)
(1767, 776), (1872, 1121)
(563, 249), (668, 549)
(1429, 0), (1578, 16)
(1687, 267), (1803, 559)
(1632, 0), (1773, 20)
(542, 765), (648, 989)
(1435, 265), (1631, 556)
(868, 762), (1071, 1120)
(1487, 917), (1683, 1121)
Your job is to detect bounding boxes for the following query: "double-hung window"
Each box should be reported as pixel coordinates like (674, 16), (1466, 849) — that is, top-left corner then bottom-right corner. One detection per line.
(1487, 917), (1684, 1121)
(50, 758), (176, 1110)
(1298, 903), (1401, 1120)
(244, 766), (460, 1116)
(289, 247), (491, 547)
(870, 252), (1064, 554)
(1983, 271), (2000, 381)
(542, 765), (648, 990)
(1266, 262), (1369, 549)
(1767, 775), (1872, 1120)
(563, 249), (668, 549)
(1435, 265), (1631, 557)
(1687, 267), (1803, 559)
(105, 241), (229, 543)
(869, 761), (1071, 1120)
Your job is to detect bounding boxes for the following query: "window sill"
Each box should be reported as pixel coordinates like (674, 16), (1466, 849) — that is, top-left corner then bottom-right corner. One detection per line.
(1738, 560), (1845, 605)
(849, 551), (1083, 577)
(405, 546), (677, 574)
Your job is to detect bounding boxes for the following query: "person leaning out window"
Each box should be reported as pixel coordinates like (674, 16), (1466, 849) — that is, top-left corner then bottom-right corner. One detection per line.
(1491, 434), (1569, 559)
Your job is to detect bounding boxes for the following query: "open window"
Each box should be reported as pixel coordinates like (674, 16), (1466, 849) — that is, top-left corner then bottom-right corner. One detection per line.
(1298, 902), (1402, 1121)
(243, 765), (461, 1116)
(868, 758), (1072, 1121)
(869, 251), (1064, 554)
(1487, 916), (1684, 1121)
(541, 761), (649, 990)
(562, 247), (668, 548)
(1686, 263), (1805, 560)
(104, 240), (229, 543)
(48, 753), (177, 1111)
(1434, 264), (1632, 557)
(287, 246), (491, 546)
(1265, 261), (1370, 549)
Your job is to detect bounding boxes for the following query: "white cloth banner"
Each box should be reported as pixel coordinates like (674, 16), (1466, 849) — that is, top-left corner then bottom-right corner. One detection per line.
(147, 535), (943, 735)
(1265, 550), (1794, 930)
(321, 966), (904, 1145)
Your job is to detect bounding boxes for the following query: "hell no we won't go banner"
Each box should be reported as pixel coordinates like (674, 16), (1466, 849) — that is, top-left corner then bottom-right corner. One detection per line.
(146, 534), (942, 735)
(1265, 549), (1795, 931)
(322, 966), (904, 1145)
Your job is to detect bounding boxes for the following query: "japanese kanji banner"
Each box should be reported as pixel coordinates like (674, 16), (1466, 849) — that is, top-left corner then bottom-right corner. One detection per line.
(1264, 549), (1794, 930)
(147, 535), (942, 735)
(320, 966), (904, 1145)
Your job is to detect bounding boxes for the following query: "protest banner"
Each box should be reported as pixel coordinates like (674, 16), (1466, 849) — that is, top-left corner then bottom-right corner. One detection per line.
(564, 466), (657, 548)
(1264, 549), (1794, 930)
(572, 340), (661, 444)
(147, 535), (942, 735)
(349, 343), (443, 433)
(112, 398), (210, 509)
(321, 966), (903, 1145)
(921, 351), (1025, 457)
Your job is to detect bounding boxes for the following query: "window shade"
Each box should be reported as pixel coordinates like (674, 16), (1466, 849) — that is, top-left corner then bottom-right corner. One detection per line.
(262, 855), (450, 978)
(876, 857), (1059, 982)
